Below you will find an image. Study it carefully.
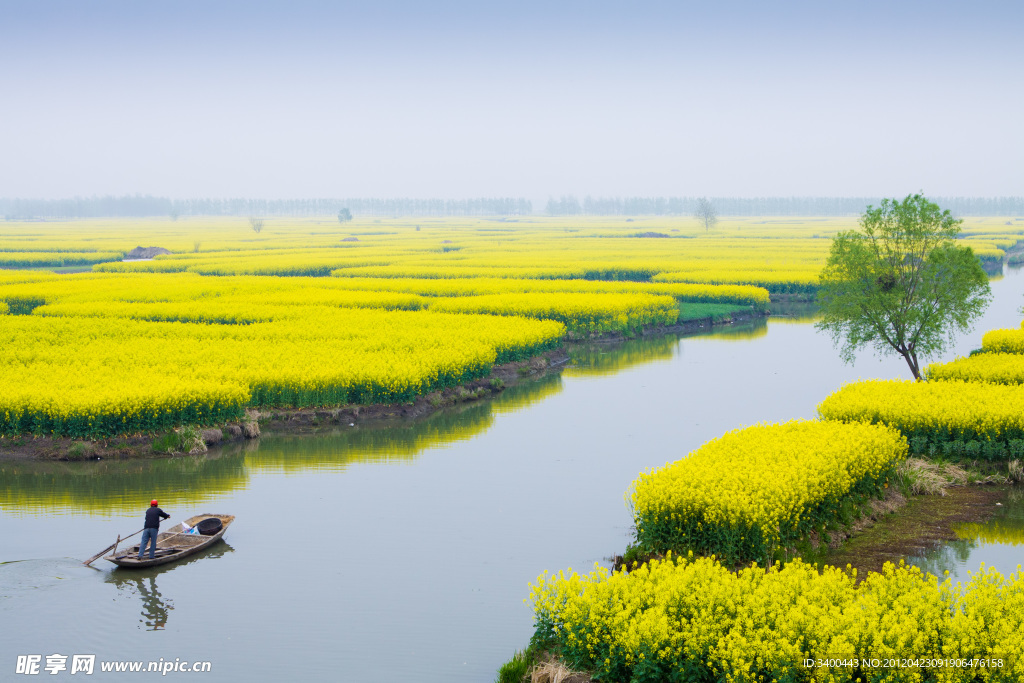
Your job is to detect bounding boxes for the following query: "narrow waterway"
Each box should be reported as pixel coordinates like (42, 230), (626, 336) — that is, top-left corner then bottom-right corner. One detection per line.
(3, 267), (1023, 681)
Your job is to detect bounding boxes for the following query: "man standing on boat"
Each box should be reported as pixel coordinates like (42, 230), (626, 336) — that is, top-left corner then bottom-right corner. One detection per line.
(139, 500), (170, 560)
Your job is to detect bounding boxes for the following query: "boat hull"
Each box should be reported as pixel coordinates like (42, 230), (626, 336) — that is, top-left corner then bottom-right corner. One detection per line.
(105, 514), (234, 569)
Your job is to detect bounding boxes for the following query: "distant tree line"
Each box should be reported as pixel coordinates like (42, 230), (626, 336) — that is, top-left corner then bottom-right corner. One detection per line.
(3, 195), (1023, 219)
(0, 196), (533, 219)
(547, 196), (1024, 217)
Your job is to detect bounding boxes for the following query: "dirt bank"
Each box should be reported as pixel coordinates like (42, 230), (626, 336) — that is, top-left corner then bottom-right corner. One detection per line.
(0, 418), (261, 462)
(0, 347), (569, 461)
(257, 347), (569, 434)
(819, 483), (1011, 577)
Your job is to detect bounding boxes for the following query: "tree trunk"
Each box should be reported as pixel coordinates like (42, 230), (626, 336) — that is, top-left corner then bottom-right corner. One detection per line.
(900, 348), (921, 380)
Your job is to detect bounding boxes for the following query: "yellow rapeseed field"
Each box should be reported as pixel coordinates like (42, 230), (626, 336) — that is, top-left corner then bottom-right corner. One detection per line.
(818, 379), (1024, 453)
(981, 327), (1024, 354)
(629, 420), (907, 564)
(0, 303), (563, 438)
(0, 213), (1013, 440)
(530, 555), (1024, 683)
(926, 352), (1024, 385)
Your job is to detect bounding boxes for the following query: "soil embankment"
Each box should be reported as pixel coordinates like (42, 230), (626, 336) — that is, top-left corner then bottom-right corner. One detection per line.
(0, 347), (568, 461)
(819, 484), (1011, 577)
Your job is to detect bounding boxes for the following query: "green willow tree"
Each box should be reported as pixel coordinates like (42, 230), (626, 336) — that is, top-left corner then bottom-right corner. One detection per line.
(816, 194), (992, 380)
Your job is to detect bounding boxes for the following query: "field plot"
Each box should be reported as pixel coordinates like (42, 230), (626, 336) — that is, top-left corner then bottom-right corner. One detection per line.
(1, 215), (1020, 438)
(0, 273), (565, 438)
(630, 420), (907, 565)
(530, 556), (1024, 683)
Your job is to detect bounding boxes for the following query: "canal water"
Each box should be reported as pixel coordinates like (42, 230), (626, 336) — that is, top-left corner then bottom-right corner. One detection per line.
(3, 268), (1024, 681)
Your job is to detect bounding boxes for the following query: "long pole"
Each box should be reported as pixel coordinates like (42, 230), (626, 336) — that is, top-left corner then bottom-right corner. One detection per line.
(84, 528), (144, 566)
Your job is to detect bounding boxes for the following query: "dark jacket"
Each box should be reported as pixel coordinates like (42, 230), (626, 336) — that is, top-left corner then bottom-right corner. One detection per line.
(144, 507), (170, 529)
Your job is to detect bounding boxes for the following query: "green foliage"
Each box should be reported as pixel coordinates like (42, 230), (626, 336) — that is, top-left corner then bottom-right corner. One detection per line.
(494, 650), (530, 683)
(337, 208), (352, 223)
(151, 426), (207, 455)
(3, 296), (46, 315)
(152, 431), (183, 454)
(817, 194), (991, 379)
(912, 434), (1024, 462)
(621, 543), (642, 568)
(178, 425), (208, 454)
(675, 303), (745, 323)
(65, 441), (96, 461)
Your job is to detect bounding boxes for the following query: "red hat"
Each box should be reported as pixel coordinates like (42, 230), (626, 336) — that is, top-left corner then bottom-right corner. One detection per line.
(150, 500), (158, 506)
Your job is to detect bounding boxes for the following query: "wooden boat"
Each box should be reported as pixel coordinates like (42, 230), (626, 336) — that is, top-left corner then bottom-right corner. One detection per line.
(105, 514), (235, 569)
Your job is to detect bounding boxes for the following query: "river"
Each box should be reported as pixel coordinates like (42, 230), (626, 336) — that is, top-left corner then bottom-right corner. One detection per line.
(3, 267), (1024, 681)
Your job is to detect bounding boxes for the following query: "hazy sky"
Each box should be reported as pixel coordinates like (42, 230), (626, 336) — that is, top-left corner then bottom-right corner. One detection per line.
(2, 0), (1021, 200)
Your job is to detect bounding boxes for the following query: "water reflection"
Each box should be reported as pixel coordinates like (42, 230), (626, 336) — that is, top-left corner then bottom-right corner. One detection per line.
(565, 334), (678, 377)
(696, 318), (768, 341)
(908, 489), (1024, 581)
(905, 537), (978, 579)
(104, 543), (234, 630)
(0, 376), (566, 511)
(493, 372), (562, 414)
(767, 301), (820, 324)
(0, 453), (249, 516)
(122, 575), (171, 630)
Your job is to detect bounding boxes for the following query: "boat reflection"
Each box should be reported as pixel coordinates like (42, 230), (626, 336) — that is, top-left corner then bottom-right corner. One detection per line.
(104, 543), (234, 630)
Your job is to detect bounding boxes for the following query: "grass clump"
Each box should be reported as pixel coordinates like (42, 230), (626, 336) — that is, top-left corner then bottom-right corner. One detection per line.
(178, 425), (207, 454)
(495, 650), (530, 683)
(896, 458), (968, 496)
(65, 441), (96, 460)
(152, 425), (207, 454)
(241, 410), (261, 438)
(1008, 459), (1023, 484)
(152, 432), (181, 454)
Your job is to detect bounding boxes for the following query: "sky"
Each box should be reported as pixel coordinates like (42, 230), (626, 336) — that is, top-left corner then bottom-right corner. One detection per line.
(1, 0), (1022, 201)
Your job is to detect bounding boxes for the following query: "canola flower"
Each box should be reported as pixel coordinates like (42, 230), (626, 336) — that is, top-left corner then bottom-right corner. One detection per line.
(428, 292), (679, 334)
(325, 275), (769, 308)
(926, 352), (1024, 385)
(2, 214), (1010, 294)
(0, 269), (759, 436)
(982, 327), (1024, 355)
(630, 420), (906, 565)
(0, 271), (756, 333)
(651, 267), (821, 294)
(0, 308), (563, 438)
(818, 379), (1024, 450)
(530, 554), (1024, 683)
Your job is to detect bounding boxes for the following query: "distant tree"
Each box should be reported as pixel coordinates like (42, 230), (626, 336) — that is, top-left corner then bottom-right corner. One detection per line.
(694, 198), (718, 232)
(337, 208), (352, 223)
(545, 196), (582, 216)
(817, 194), (992, 380)
(169, 211), (179, 221)
(248, 217), (264, 233)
